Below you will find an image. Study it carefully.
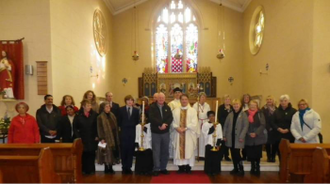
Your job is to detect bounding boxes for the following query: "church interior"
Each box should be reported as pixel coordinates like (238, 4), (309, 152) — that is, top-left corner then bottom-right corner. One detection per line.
(0, 0), (329, 183)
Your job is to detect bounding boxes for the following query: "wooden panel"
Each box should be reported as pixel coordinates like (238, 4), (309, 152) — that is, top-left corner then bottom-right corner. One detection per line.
(36, 61), (48, 95)
(0, 148), (60, 183)
(0, 139), (83, 183)
(279, 139), (330, 183)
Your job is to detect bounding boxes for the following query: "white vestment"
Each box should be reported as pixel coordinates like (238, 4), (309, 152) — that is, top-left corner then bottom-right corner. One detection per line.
(168, 98), (181, 159)
(192, 102), (210, 157)
(172, 106), (198, 167)
(202, 122), (223, 147)
(135, 123), (152, 150)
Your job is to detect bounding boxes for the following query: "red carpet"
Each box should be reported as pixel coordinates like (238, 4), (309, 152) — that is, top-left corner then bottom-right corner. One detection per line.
(151, 171), (211, 183)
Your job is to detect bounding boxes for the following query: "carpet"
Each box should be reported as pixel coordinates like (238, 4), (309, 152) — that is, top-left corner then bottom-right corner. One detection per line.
(150, 171), (211, 183)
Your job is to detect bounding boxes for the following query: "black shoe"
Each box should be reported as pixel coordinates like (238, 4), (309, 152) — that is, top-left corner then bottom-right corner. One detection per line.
(230, 168), (238, 175)
(177, 166), (184, 174)
(160, 169), (170, 175)
(225, 157), (232, 161)
(185, 165), (192, 174)
(127, 169), (133, 174)
(152, 171), (159, 176)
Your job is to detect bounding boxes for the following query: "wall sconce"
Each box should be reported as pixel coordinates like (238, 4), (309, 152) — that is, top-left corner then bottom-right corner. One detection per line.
(132, 51), (139, 61)
(90, 66), (99, 78)
(228, 77), (234, 85)
(122, 78), (128, 86)
(260, 63), (269, 75)
(217, 49), (225, 60)
(25, 65), (33, 75)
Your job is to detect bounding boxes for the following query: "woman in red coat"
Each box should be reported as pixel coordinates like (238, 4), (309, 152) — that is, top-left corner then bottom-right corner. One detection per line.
(8, 102), (40, 143)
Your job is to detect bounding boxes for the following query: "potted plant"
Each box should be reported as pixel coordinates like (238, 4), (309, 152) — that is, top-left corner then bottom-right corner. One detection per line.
(0, 116), (11, 134)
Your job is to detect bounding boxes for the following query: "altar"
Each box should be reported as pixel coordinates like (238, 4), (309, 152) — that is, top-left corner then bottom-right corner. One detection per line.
(138, 67), (220, 110)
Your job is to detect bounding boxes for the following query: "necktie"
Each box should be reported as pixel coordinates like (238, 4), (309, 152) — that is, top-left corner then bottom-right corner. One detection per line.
(128, 107), (131, 119)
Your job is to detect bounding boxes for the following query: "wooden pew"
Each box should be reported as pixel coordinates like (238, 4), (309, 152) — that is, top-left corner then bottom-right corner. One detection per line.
(0, 138), (83, 183)
(304, 147), (330, 183)
(0, 169), (3, 183)
(279, 139), (330, 183)
(0, 148), (60, 183)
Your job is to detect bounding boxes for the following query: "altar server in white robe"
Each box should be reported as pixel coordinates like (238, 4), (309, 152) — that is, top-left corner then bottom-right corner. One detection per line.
(192, 92), (210, 158)
(135, 122), (153, 175)
(168, 87), (182, 159)
(202, 111), (223, 175)
(172, 94), (198, 174)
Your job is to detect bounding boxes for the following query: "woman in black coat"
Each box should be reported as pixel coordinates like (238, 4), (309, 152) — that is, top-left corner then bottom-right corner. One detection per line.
(271, 94), (297, 160)
(74, 100), (98, 175)
(58, 106), (76, 143)
(217, 95), (233, 161)
(261, 96), (277, 162)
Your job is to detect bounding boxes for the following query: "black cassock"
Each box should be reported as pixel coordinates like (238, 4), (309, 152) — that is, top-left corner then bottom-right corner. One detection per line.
(204, 126), (222, 175)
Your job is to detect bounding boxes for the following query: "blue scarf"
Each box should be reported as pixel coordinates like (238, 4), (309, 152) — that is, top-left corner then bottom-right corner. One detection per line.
(299, 108), (310, 130)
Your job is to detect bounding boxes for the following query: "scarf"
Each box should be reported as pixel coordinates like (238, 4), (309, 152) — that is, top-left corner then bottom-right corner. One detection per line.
(247, 109), (258, 123)
(299, 108), (310, 130)
(265, 105), (275, 115)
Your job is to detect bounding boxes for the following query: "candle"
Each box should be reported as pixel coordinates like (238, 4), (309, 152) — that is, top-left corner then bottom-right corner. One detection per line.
(215, 100), (218, 123)
(142, 101), (145, 123)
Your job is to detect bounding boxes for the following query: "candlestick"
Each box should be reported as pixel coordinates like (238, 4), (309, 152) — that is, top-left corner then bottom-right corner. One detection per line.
(142, 101), (145, 123)
(215, 100), (218, 123)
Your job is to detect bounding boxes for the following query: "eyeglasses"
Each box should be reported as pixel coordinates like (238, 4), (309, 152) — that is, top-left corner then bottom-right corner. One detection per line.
(298, 103), (307, 106)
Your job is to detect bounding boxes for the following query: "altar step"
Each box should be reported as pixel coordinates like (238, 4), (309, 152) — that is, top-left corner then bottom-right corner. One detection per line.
(96, 159), (279, 172)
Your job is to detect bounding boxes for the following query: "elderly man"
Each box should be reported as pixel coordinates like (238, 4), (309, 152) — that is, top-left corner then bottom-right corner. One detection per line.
(104, 92), (120, 120)
(172, 94), (198, 174)
(149, 92), (173, 176)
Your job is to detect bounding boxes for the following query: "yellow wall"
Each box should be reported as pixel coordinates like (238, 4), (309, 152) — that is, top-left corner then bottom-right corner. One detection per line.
(243, 0), (314, 106)
(0, 0), (51, 117)
(112, 0), (244, 105)
(50, 0), (115, 106)
(312, 0), (330, 142)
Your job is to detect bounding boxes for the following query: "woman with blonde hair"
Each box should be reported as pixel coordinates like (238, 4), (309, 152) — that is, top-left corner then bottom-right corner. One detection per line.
(261, 95), (277, 162)
(291, 99), (322, 143)
(81, 90), (99, 113)
(223, 99), (249, 176)
(245, 100), (266, 176)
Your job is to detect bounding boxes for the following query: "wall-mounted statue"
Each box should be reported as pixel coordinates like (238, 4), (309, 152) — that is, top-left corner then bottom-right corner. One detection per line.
(0, 51), (15, 98)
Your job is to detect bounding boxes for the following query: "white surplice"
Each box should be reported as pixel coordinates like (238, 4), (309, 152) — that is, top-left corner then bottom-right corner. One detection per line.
(192, 102), (210, 157)
(135, 123), (152, 150)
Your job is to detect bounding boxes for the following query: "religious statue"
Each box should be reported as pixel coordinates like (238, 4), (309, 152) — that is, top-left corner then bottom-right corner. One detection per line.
(0, 51), (15, 98)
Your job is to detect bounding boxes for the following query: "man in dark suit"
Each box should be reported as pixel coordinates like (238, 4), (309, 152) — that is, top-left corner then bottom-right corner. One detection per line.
(104, 92), (120, 120)
(118, 95), (140, 174)
(149, 92), (173, 176)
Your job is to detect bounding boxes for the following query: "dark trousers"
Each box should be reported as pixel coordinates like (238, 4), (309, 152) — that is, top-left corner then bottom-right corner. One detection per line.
(152, 132), (170, 171)
(242, 148), (247, 159)
(135, 149), (153, 173)
(41, 136), (56, 143)
(82, 151), (96, 174)
(120, 139), (135, 171)
(230, 148), (242, 166)
(219, 140), (230, 159)
(204, 145), (221, 174)
(266, 143), (277, 160)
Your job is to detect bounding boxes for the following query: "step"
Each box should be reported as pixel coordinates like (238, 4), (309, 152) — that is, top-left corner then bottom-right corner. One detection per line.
(96, 159), (279, 172)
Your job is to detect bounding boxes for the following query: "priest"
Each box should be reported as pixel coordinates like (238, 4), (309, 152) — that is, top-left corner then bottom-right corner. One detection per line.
(172, 94), (198, 174)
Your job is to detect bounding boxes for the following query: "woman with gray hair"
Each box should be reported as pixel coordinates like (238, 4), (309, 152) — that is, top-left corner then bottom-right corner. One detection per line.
(291, 99), (322, 143)
(271, 94), (297, 160)
(96, 102), (120, 174)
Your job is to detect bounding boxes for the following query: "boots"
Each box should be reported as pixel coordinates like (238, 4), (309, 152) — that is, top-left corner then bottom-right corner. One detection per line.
(237, 161), (244, 176)
(104, 164), (115, 174)
(255, 160), (261, 176)
(250, 161), (256, 174)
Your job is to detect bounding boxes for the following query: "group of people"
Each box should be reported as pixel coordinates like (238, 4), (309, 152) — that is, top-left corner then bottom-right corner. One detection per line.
(6, 88), (322, 177)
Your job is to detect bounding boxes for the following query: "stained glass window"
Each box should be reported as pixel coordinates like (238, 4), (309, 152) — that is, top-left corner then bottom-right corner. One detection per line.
(155, 24), (168, 73)
(155, 0), (198, 73)
(254, 11), (264, 48)
(186, 23), (198, 72)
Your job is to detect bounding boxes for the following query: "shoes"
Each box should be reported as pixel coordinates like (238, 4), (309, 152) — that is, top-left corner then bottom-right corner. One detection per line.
(177, 166), (184, 174)
(225, 157), (232, 161)
(185, 165), (192, 174)
(160, 169), (170, 175)
(230, 168), (238, 175)
(152, 171), (159, 176)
